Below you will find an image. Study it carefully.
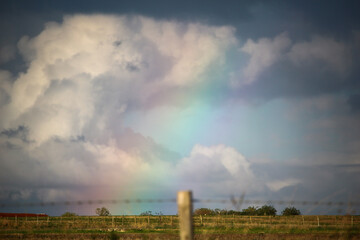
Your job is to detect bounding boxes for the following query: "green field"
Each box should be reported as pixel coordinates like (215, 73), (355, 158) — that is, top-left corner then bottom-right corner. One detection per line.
(1, 215), (359, 239)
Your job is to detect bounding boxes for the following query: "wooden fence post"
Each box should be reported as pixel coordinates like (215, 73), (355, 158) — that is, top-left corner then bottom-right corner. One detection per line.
(177, 191), (193, 240)
(317, 216), (320, 227)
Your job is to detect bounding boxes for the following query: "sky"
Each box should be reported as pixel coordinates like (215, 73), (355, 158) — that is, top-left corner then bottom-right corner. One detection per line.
(0, 0), (360, 216)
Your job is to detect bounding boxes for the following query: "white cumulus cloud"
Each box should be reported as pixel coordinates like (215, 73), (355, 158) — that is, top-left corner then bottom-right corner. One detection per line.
(239, 32), (291, 85)
(0, 14), (237, 203)
(266, 178), (301, 192)
(176, 144), (259, 196)
(0, 14), (237, 145)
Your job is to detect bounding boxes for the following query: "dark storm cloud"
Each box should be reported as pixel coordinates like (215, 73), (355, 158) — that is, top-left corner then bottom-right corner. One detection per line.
(252, 162), (360, 201)
(70, 135), (86, 142)
(2, 0), (359, 29)
(1, 125), (30, 143)
(236, 60), (356, 100)
(0, 0), (253, 20)
(347, 93), (360, 112)
(279, 1), (360, 38)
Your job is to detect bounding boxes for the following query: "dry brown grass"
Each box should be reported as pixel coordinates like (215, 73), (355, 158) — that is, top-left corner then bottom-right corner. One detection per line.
(0, 215), (359, 239)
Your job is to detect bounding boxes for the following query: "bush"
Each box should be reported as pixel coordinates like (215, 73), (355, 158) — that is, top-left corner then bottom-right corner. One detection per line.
(282, 207), (301, 216)
(108, 230), (119, 240)
(140, 211), (153, 216)
(241, 206), (259, 215)
(257, 205), (277, 216)
(61, 212), (78, 217)
(194, 208), (216, 216)
(96, 207), (110, 216)
(193, 205), (279, 216)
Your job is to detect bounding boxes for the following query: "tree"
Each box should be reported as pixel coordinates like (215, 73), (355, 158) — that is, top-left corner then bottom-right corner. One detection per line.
(140, 211), (153, 216)
(61, 212), (77, 217)
(241, 206), (259, 215)
(282, 206), (301, 216)
(194, 208), (215, 216)
(96, 207), (110, 216)
(257, 205), (277, 216)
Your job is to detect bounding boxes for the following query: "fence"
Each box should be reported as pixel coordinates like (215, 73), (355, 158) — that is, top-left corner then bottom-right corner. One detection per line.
(1, 190), (359, 240)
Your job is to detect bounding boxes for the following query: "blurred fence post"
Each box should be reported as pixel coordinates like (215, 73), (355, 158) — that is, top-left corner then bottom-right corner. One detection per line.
(177, 191), (193, 240)
(317, 216), (320, 227)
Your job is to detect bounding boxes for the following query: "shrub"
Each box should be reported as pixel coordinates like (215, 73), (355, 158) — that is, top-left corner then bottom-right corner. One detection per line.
(282, 206), (301, 216)
(257, 205), (277, 216)
(241, 206), (259, 215)
(61, 212), (78, 217)
(108, 230), (119, 240)
(96, 207), (111, 216)
(140, 211), (153, 216)
(194, 208), (216, 216)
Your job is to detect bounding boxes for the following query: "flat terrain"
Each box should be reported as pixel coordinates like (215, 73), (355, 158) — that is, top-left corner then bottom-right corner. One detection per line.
(1, 215), (359, 239)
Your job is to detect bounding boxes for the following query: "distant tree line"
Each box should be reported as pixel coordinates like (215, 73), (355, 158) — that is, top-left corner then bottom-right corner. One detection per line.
(140, 210), (164, 216)
(194, 205), (301, 216)
(61, 205), (301, 217)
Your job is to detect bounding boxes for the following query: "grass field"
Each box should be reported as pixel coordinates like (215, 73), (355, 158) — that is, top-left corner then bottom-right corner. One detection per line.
(1, 215), (359, 239)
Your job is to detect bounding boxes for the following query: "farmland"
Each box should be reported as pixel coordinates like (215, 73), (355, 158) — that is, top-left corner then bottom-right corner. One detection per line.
(1, 215), (359, 239)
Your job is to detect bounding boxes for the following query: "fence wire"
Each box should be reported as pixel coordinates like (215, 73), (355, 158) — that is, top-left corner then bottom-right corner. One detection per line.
(1, 197), (359, 210)
(0, 198), (177, 208)
(194, 198), (360, 206)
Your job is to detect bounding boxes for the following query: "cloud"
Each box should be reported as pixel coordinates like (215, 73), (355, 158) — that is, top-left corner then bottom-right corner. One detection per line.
(236, 34), (351, 89)
(0, 126), (179, 202)
(231, 33), (358, 105)
(266, 178), (301, 192)
(0, 44), (16, 64)
(289, 36), (350, 75)
(0, 14), (236, 145)
(176, 144), (259, 196)
(0, 14), (239, 206)
(239, 32), (291, 85)
(1, 13), (359, 214)
(347, 93), (360, 112)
